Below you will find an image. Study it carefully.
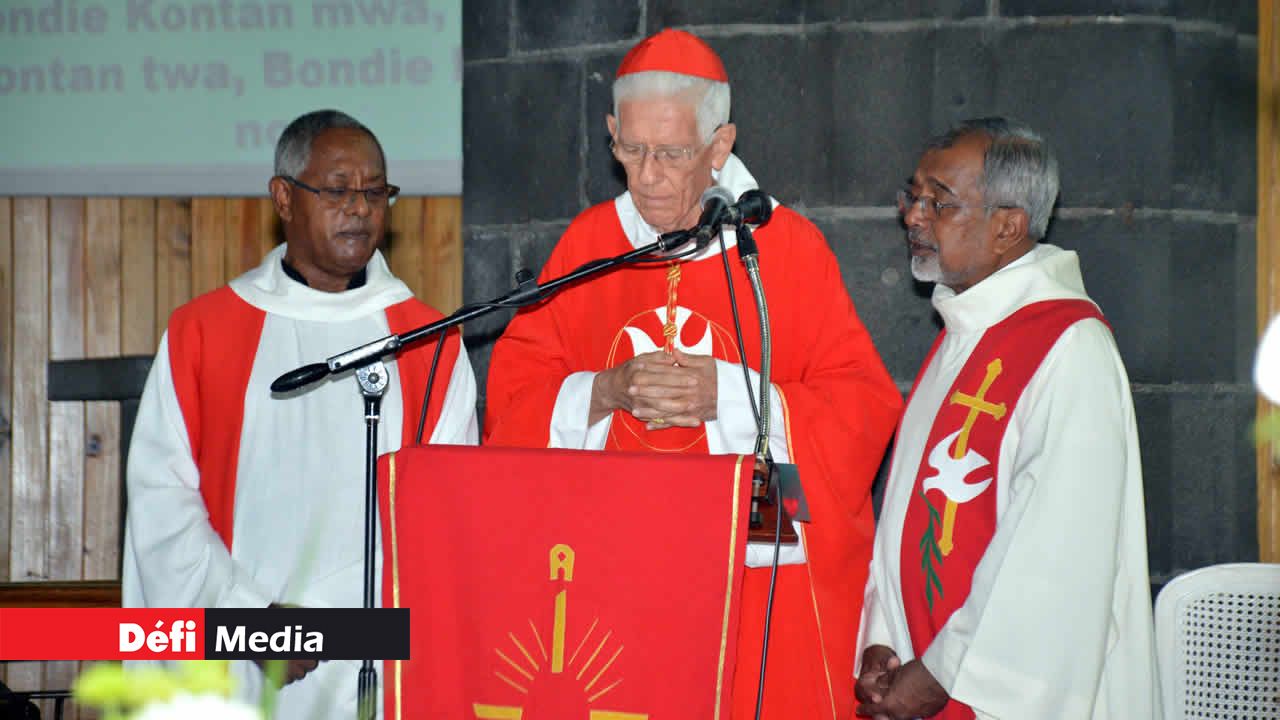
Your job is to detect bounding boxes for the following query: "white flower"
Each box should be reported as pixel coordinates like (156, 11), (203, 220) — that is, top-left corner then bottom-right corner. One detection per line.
(133, 692), (263, 720)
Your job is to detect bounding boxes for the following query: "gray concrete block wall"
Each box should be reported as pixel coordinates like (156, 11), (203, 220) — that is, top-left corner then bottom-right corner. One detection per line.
(462, 3), (1259, 585)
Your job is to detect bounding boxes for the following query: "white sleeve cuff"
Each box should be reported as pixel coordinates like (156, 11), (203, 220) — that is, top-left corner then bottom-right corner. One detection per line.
(920, 626), (965, 694)
(427, 339), (480, 446)
(708, 360), (803, 567)
(854, 570), (893, 674)
(745, 521), (807, 568)
(707, 359), (790, 462)
(549, 371), (612, 450)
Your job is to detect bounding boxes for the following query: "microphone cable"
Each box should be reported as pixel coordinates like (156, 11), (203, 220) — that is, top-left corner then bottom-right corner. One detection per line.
(627, 242), (706, 264)
(716, 229), (762, 428)
(756, 478), (784, 720)
(414, 329), (448, 445)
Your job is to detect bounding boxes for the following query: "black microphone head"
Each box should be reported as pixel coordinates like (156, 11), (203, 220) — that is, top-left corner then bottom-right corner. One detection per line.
(690, 185), (736, 250)
(271, 363), (330, 393)
(736, 189), (773, 226)
(699, 184), (734, 225)
(701, 184), (734, 211)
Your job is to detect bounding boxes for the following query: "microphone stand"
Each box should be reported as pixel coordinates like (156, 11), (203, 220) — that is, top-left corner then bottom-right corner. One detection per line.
(269, 229), (705, 720)
(354, 362), (386, 720)
(735, 221), (783, 720)
(738, 224), (772, 459)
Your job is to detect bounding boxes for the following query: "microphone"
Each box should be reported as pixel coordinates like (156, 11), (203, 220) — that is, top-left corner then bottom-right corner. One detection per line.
(732, 190), (773, 260)
(697, 187), (774, 239)
(271, 363), (330, 393)
(691, 185), (735, 249)
(725, 189), (772, 228)
(658, 187), (776, 253)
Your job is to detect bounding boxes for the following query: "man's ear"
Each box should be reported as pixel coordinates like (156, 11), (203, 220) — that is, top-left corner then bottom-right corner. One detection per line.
(606, 114), (618, 139)
(991, 206), (1030, 255)
(269, 176), (293, 223)
(710, 123), (736, 171)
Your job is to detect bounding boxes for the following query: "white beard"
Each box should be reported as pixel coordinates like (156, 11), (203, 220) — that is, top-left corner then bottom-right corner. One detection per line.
(911, 253), (942, 283)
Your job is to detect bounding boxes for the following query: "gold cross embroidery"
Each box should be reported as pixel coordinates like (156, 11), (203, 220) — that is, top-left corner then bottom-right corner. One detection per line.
(938, 358), (1006, 555)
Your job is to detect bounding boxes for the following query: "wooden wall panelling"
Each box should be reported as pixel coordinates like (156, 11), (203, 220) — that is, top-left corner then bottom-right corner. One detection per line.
(154, 200), (191, 342)
(121, 199), (157, 356)
(11, 198), (50, 583)
(47, 198), (86, 713)
(6, 198), (48, 697)
(389, 198), (425, 302)
(48, 198), (85, 581)
(256, 198), (279, 267)
(224, 198), (271, 280)
(423, 197), (463, 313)
(0, 198), (11, 585)
(1260, 0), (1279, 562)
(84, 199), (122, 581)
(388, 197), (463, 313)
(224, 198), (247, 282)
(191, 198), (225, 298)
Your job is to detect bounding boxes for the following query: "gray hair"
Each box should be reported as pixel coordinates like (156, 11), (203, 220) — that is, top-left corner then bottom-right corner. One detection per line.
(926, 117), (1059, 239)
(613, 71), (730, 143)
(273, 109), (386, 178)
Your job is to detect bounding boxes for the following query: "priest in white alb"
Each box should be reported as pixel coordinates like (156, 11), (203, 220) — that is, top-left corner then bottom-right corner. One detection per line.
(121, 110), (478, 719)
(855, 118), (1159, 719)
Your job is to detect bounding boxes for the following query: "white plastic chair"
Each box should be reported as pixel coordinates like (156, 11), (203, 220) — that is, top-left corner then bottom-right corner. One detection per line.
(1155, 563), (1280, 719)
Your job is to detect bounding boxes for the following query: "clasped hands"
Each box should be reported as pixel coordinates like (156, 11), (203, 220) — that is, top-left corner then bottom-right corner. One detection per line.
(590, 349), (717, 429)
(855, 645), (950, 719)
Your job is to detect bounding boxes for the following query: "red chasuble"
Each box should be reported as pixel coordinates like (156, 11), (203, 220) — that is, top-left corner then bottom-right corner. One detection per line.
(898, 300), (1104, 719)
(485, 201), (902, 719)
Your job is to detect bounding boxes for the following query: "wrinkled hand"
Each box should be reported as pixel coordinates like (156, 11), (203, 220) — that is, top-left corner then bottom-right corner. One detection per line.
(855, 658), (949, 720)
(590, 349), (717, 429)
(253, 603), (321, 686)
(854, 645), (899, 719)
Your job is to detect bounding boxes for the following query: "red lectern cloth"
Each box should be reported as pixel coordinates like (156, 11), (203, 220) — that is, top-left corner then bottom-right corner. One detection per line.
(377, 444), (752, 720)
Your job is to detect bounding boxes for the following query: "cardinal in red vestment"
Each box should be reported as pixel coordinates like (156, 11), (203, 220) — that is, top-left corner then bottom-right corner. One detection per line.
(484, 29), (903, 720)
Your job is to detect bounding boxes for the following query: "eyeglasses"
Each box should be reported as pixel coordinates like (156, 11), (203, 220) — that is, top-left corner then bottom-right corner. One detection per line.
(610, 139), (703, 169)
(896, 189), (1013, 220)
(282, 176), (400, 208)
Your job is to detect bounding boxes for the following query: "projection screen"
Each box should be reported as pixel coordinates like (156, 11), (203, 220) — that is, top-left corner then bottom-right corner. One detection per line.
(0, 0), (461, 196)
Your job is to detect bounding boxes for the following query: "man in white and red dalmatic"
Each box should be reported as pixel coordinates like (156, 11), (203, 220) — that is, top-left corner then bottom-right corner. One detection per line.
(122, 110), (478, 719)
(484, 29), (903, 720)
(855, 118), (1159, 719)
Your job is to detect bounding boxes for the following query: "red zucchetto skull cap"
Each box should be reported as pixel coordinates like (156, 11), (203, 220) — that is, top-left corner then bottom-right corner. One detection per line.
(616, 29), (728, 82)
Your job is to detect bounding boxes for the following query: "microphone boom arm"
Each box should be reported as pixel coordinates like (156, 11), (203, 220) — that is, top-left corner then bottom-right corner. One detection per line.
(270, 231), (702, 393)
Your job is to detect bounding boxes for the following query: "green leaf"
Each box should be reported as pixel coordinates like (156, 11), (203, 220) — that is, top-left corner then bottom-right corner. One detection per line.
(1254, 410), (1280, 446)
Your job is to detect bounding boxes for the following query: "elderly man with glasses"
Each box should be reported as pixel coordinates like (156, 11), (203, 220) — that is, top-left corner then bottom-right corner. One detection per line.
(484, 29), (902, 720)
(122, 109), (478, 719)
(854, 118), (1158, 720)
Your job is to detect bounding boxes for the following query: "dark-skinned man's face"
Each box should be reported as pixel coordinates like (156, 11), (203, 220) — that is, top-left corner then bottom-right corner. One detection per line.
(903, 133), (1003, 294)
(270, 127), (388, 292)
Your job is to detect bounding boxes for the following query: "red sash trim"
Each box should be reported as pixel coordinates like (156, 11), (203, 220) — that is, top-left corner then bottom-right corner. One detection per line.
(166, 287), (267, 551)
(382, 297), (462, 720)
(898, 299), (1105, 719)
(384, 298), (463, 449)
(169, 291), (461, 553)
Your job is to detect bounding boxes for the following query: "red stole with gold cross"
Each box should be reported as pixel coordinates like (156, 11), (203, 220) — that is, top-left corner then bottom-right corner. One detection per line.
(898, 299), (1105, 719)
